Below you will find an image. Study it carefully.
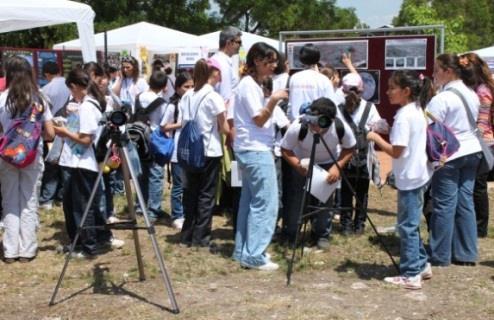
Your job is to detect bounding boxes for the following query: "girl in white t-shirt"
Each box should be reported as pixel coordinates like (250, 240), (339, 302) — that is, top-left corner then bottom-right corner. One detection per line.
(112, 56), (149, 114)
(54, 68), (108, 258)
(232, 42), (288, 271)
(178, 59), (230, 247)
(0, 56), (55, 263)
(160, 72), (193, 230)
(338, 73), (383, 235)
(367, 70), (433, 290)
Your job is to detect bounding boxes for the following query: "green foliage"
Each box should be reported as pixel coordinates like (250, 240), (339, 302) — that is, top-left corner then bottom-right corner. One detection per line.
(393, 0), (494, 52)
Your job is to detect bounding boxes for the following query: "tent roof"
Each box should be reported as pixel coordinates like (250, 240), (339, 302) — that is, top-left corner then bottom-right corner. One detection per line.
(54, 21), (215, 53)
(0, 0), (96, 61)
(198, 31), (282, 52)
(472, 45), (494, 58)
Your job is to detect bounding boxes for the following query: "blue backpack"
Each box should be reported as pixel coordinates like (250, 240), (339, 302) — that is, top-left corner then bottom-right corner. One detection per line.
(425, 110), (460, 165)
(150, 128), (174, 166)
(177, 93), (211, 172)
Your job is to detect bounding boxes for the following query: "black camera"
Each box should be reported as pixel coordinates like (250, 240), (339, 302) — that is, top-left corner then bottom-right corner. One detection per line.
(300, 113), (333, 129)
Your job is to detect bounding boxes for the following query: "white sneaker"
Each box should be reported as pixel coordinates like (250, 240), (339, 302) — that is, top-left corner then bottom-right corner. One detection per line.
(106, 216), (122, 224)
(242, 261), (279, 271)
(110, 238), (125, 249)
(384, 274), (422, 290)
(420, 262), (433, 280)
(172, 218), (184, 230)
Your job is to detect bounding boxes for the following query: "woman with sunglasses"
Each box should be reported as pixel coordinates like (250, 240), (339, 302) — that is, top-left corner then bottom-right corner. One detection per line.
(111, 56), (149, 113)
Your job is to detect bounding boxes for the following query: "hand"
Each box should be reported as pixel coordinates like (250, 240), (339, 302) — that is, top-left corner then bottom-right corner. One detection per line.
(342, 52), (352, 67)
(326, 165), (340, 184)
(367, 131), (378, 142)
(296, 162), (308, 177)
(271, 89), (289, 101)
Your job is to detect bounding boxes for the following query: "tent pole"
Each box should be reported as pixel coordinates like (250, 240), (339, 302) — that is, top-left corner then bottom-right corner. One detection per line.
(104, 31), (108, 65)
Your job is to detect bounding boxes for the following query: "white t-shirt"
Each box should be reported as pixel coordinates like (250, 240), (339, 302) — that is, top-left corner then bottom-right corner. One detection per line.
(212, 51), (239, 105)
(114, 77), (149, 113)
(390, 102), (432, 190)
(343, 99), (381, 130)
(160, 101), (181, 163)
(426, 79), (481, 161)
(42, 76), (70, 115)
(281, 118), (356, 164)
(234, 75), (275, 152)
(58, 96), (102, 172)
(179, 84), (225, 157)
(272, 73), (289, 92)
(272, 104), (290, 157)
(288, 69), (336, 121)
(137, 91), (168, 130)
(333, 87), (346, 107)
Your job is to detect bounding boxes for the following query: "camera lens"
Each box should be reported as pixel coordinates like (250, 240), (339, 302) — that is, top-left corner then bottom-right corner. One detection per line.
(317, 115), (332, 129)
(109, 110), (128, 126)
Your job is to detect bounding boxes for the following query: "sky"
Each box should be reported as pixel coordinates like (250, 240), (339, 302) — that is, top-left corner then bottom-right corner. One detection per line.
(336, 0), (404, 28)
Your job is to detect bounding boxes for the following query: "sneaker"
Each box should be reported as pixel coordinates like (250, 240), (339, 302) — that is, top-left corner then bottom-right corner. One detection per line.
(241, 261), (279, 271)
(316, 238), (330, 250)
(420, 263), (432, 280)
(39, 201), (53, 210)
(70, 251), (94, 260)
(172, 218), (185, 230)
(110, 238), (125, 249)
(106, 216), (122, 224)
(384, 274), (422, 290)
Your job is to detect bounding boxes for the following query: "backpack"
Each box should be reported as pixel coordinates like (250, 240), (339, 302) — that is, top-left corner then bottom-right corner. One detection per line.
(126, 94), (166, 161)
(149, 128), (174, 166)
(425, 110), (460, 165)
(340, 101), (372, 167)
(177, 92), (211, 172)
(0, 99), (44, 168)
(298, 117), (345, 144)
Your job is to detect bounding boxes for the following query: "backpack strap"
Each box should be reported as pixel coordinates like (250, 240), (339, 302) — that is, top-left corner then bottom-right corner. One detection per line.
(298, 122), (309, 141)
(189, 91), (212, 121)
(447, 87), (477, 131)
(358, 101), (372, 131)
(135, 94), (166, 116)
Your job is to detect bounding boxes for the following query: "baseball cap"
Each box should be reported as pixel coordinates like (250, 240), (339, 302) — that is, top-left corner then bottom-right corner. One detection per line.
(342, 73), (363, 92)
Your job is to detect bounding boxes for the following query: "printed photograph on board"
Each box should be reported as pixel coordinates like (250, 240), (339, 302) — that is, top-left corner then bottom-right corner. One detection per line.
(385, 38), (427, 70)
(287, 40), (369, 70)
(341, 69), (380, 104)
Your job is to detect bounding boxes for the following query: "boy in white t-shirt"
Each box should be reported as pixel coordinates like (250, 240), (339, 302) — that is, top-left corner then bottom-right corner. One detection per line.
(367, 70), (433, 290)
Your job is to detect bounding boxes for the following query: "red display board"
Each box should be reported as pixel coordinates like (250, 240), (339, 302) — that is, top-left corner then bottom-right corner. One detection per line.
(286, 35), (436, 124)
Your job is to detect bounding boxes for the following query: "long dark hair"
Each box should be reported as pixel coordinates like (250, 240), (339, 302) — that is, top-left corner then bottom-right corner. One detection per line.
(436, 53), (462, 78)
(343, 90), (361, 114)
(193, 59), (212, 92)
(169, 71), (193, 105)
(66, 68), (106, 113)
(121, 55), (139, 83)
(389, 70), (434, 108)
(460, 52), (494, 107)
(245, 42), (278, 78)
(5, 56), (43, 117)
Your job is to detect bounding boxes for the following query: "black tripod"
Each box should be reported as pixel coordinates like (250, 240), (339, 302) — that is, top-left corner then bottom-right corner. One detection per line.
(286, 132), (399, 285)
(49, 125), (180, 314)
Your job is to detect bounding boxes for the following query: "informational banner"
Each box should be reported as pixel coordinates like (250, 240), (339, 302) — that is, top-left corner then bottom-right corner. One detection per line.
(62, 51), (83, 77)
(177, 49), (203, 68)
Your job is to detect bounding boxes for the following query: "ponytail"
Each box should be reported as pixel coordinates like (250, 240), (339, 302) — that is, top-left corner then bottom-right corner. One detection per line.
(344, 89), (361, 114)
(390, 70), (434, 108)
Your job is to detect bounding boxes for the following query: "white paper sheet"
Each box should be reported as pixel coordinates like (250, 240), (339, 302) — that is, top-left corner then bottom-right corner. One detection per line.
(231, 160), (242, 187)
(306, 164), (338, 203)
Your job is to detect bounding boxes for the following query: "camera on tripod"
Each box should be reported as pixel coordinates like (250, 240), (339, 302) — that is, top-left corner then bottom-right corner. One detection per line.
(100, 102), (131, 127)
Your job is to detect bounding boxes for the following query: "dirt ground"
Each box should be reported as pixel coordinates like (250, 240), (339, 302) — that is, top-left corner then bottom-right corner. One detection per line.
(1, 174), (494, 319)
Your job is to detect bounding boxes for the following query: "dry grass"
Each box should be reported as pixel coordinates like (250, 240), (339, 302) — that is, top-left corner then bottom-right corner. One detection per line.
(1, 185), (494, 320)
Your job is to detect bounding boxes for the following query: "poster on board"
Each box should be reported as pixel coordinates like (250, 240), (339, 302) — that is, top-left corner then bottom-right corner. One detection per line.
(341, 69), (380, 104)
(62, 51), (83, 77)
(385, 38), (427, 70)
(3, 49), (34, 66)
(287, 40), (368, 69)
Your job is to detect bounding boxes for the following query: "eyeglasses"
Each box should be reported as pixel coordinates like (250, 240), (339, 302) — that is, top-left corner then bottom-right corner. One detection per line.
(232, 39), (242, 46)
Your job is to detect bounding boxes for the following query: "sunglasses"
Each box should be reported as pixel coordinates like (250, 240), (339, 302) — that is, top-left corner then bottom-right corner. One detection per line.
(120, 56), (135, 63)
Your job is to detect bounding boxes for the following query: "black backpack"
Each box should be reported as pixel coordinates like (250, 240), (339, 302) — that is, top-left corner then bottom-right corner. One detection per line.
(126, 94), (165, 162)
(340, 101), (372, 167)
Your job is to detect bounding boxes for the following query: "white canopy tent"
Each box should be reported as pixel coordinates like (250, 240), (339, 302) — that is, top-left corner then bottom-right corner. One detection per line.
(198, 31), (282, 53)
(54, 21), (215, 55)
(0, 0), (96, 62)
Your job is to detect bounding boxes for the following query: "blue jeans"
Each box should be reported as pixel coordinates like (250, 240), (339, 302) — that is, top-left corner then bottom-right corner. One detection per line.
(136, 160), (164, 218)
(170, 163), (184, 220)
(429, 152), (481, 265)
(397, 185), (428, 277)
(39, 162), (63, 204)
(233, 151), (278, 267)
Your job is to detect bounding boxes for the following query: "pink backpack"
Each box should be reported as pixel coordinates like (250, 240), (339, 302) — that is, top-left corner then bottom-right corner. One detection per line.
(0, 101), (44, 168)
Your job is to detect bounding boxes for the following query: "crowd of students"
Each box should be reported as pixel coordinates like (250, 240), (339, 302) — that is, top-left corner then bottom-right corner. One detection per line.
(0, 27), (492, 291)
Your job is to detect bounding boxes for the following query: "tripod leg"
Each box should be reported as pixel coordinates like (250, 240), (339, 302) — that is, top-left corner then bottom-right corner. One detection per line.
(121, 146), (180, 314)
(119, 148), (146, 281)
(50, 147), (112, 306)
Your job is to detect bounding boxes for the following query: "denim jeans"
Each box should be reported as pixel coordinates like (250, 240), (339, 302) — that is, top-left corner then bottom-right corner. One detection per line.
(136, 160), (165, 218)
(429, 152), (481, 265)
(170, 163), (184, 220)
(39, 162), (63, 204)
(397, 185), (428, 277)
(99, 173), (114, 220)
(233, 151), (278, 267)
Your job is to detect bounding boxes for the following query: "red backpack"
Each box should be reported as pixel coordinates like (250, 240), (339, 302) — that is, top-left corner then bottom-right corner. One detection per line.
(0, 100), (44, 168)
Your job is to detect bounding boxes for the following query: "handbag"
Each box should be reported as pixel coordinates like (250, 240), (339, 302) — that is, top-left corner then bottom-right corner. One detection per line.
(424, 111), (460, 167)
(448, 87), (494, 174)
